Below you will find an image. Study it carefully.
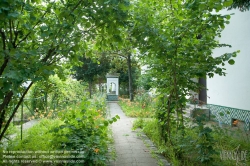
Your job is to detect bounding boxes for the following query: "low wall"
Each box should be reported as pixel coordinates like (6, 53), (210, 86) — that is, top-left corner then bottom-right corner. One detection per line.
(207, 104), (250, 131)
(107, 94), (118, 101)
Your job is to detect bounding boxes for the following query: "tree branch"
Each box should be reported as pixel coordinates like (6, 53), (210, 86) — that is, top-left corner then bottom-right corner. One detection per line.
(12, 19), (19, 48)
(9, 20), (13, 44)
(0, 30), (9, 76)
(0, 91), (14, 115)
(0, 57), (9, 76)
(71, 0), (84, 13)
(16, 10), (48, 46)
(0, 29), (6, 50)
(0, 82), (33, 141)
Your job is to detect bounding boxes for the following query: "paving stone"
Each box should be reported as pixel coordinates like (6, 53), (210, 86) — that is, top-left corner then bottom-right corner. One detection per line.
(116, 149), (133, 155)
(107, 102), (171, 166)
(136, 162), (158, 166)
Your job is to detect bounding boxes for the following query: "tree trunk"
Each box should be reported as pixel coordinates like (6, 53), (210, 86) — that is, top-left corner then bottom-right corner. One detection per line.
(98, 77), (102, 93)
(127, 53), (133, 101)
(199, 77), (207, 104)
(0, 91), (14, 132)
(89, 81), (92, 98)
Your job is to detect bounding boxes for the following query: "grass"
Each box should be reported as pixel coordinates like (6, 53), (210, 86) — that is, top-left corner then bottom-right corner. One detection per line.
(120, 96), (250, 166)
(133, 117), (250, 166)
(118, 98), (155, 118)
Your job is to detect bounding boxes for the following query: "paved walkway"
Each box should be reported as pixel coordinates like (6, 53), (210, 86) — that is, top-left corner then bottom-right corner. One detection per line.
(107, 102), (171, 166)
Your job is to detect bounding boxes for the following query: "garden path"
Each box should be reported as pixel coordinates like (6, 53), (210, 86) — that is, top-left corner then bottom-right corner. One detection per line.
(107, 102), (171, 166)
(10, 119), (39, 139)
(21, 119), (39, 130)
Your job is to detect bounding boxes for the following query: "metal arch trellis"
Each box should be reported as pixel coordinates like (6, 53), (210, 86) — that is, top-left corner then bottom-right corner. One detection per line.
(206, 104), (250, 131)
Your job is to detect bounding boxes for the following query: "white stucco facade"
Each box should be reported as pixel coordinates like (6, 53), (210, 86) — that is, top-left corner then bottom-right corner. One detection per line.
(207, 9), (250, 110)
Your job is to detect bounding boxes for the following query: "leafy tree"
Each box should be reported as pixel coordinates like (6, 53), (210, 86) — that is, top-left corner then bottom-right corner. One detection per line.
(131, 0), (238, 146)
(0, 0), (129, 140)
(114, 59), (140, 98)
(127, 53), (134, 101)
(104, 41), (140, 101)
(72, 54), (110, 98)
(107, 49), (140, 101)
(137, 73), (153, 91)
(29, 75), (87, 112)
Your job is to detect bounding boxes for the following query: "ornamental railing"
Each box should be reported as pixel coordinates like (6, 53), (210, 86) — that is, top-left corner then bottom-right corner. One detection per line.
(206, 104), (250, 131)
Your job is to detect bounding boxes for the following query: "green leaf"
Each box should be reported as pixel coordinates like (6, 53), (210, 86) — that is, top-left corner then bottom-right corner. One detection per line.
(72, 45), (79, 51)
(8, 11), (19, 18)
(228, 59), (235, 65)
(0, 91), (4, 98)
(30, 14), (37, 21)
(112, 117), (117, 122)
(104, 121), (109, 126)
(86, 22), (91, 28)
(223, 0), (233, 7)
(3, 82), (11, 91)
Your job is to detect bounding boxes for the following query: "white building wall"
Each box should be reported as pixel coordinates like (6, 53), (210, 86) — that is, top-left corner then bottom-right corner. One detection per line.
(207, 9), (250, 110)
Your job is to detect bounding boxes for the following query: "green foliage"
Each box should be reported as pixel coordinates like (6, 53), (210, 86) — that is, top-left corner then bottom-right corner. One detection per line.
(140, 119), (163, 146)
(134, 89), (153, 109)
(72, 54), (111, 98)
(132, 118), (145, 130)
(193, 115), (217, 164)
(228, 0), (250, 11)
(28, 75), (87, 114)
(48, 75), (87, 104)
(137, 73), (153, 91)
(113, 57), (140, 98)
(1, 119), (62, 166)
(72, 55), (110, 83)
(3, 123), (18, 139)
(133, 117), (250, 165)
(119, 98), (155, 118)
(0, 0), (130, 140)
(91, 94), (108, 117)
(52, 96), (119, 165)
(130, 0), (239, 157)
(29, 83), (48, 112)
(7, 118), (62, 151)
(3, 95), (120, 165)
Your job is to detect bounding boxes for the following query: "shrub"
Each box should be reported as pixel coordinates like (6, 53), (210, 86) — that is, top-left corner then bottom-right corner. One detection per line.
(134, 89), (152, 109)
(52, 97), (119, 165)
(3, 95), (119, 166)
